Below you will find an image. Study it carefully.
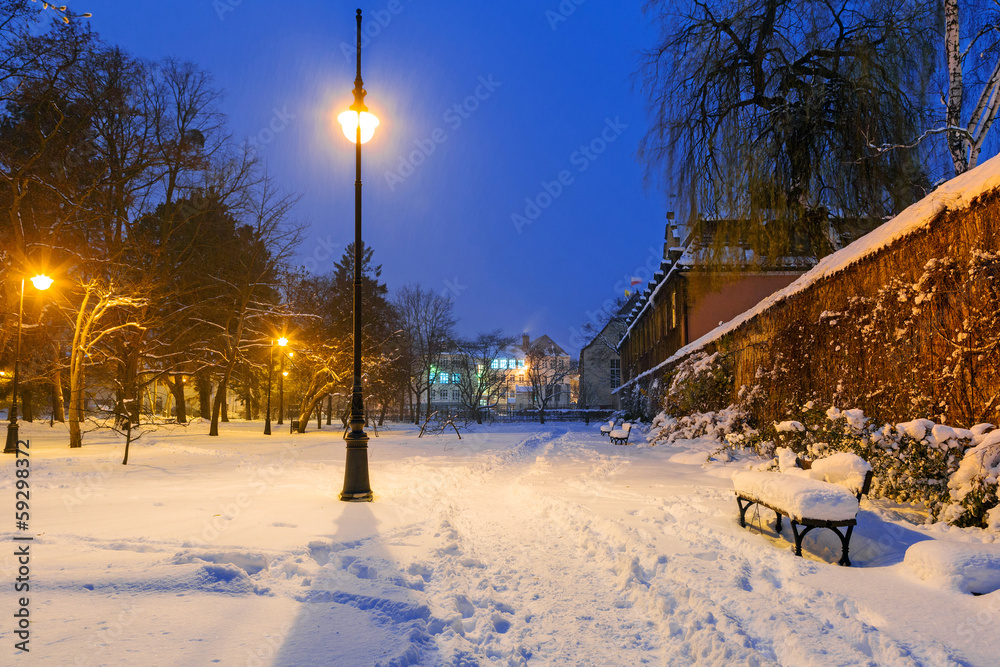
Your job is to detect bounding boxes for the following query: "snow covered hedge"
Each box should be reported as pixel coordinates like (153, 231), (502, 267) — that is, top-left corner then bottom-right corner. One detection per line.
(651, 375), (1000, 527)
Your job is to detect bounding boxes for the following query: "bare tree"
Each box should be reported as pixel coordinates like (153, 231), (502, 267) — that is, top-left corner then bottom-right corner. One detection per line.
(66, 278), (147, 448)
(393, 284), (456, 424)
(201, 172), (301, 437)
(525, 337), (572, 425)
(454, 330), (517, 424)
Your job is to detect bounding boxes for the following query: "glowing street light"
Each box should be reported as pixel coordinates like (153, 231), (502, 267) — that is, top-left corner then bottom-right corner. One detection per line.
(5, 275), (54, 453)
(337, 109), (379, 145)
(339, 8), (376, 502)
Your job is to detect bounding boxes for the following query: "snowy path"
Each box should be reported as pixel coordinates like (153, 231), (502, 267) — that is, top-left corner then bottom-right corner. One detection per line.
(2, 421), (998, 665)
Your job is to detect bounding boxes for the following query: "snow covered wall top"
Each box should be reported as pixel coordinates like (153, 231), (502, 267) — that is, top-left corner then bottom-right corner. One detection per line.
(621, 153), (1000, 389)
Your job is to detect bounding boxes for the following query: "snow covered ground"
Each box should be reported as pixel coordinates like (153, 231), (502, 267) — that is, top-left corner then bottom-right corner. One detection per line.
(2, 420), (998, 666)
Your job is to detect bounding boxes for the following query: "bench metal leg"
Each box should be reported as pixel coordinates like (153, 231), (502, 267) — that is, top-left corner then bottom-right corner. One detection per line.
(790, 522), (820, 557)
(774, 511), (783, 533)
(736, 497), (753, 528)
(834, 525), (854, 567)
(791, 522), (855, 566)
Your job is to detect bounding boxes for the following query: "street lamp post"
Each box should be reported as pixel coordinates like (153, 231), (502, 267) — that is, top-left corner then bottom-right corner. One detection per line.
(264, 336), (287, 435)
(5, 275), (54, 454)
(337, 8), (377, 502)
(264, 343), (274, 435)
(278, 353), (285, 426)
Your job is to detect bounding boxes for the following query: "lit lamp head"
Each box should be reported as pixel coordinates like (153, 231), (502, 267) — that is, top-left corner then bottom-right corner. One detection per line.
(282, 371), (289, 377)
(277, 337), (288, 347)
(30, 274), (53, 291)
(337, 107), (379, 145)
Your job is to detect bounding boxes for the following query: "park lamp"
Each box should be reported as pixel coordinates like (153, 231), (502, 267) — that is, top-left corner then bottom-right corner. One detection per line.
(4, 273), (55, 453)
(337, 107), (378, 145)
(277, 336), (288, 347)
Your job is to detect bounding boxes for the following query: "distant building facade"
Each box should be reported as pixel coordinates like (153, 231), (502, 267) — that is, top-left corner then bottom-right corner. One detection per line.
(419, 333), (575, 412)
(578, 295), (638, 409)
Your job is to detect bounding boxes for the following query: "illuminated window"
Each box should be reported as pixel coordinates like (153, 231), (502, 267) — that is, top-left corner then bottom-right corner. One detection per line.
(491, 359), (500, 370)
(439, 372), (449, 384)
(452, 373), (460, 384)
(671, 289), (678, 329)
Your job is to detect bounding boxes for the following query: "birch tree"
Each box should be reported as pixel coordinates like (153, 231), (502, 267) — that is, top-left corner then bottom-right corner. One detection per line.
(942, 0), (1000, 174)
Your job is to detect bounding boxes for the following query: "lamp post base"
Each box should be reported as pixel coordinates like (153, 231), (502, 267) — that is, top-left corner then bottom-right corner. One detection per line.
(3, 424), (19, 454)
(339, 433), (372, 502)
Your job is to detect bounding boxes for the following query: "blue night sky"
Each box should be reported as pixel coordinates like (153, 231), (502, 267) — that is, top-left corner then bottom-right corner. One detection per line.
(82, 0), (667, 354)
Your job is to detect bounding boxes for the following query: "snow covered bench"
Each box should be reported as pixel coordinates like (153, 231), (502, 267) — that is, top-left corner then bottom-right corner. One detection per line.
(609, 423), (632, 446)
(733, 452), (873, 566)
(600, 420), (615, 437)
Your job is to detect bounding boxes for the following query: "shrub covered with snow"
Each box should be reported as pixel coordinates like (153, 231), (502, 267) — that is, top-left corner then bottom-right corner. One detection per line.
(944, 429), (1000, 528)
(682, 399), (994, 524)
(759, 403), (984, 520)
(661, 351), (734, 418)
(618, 377), (664, 423)
(647, 353), (765, 454)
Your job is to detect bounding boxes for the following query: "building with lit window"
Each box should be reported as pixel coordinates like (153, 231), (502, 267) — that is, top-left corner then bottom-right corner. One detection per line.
(420, 334), (575, 412)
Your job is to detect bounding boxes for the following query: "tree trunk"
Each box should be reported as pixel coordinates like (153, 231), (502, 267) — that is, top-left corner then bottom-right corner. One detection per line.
(50, 347), (65, 422)
(209, 376), (227, 436)
(51, 375), (64, 422)
(196, 371), (212, 418)
(944, 0), (968, 175)
(220, 382), (229, 422)
(167, 374), (187, 424)
(326, 395), (332, 425)
(68, 365), (84, 448)
(22, 387), (33, 422)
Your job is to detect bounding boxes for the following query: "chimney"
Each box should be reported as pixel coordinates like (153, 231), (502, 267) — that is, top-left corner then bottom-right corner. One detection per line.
(663, 211), (675, 259)
(522, 333), (530, 350)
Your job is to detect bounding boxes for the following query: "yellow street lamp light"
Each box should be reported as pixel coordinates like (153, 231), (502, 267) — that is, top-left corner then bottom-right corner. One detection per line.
(30, 274), (54, 291)
(337, 109), (379, 145)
